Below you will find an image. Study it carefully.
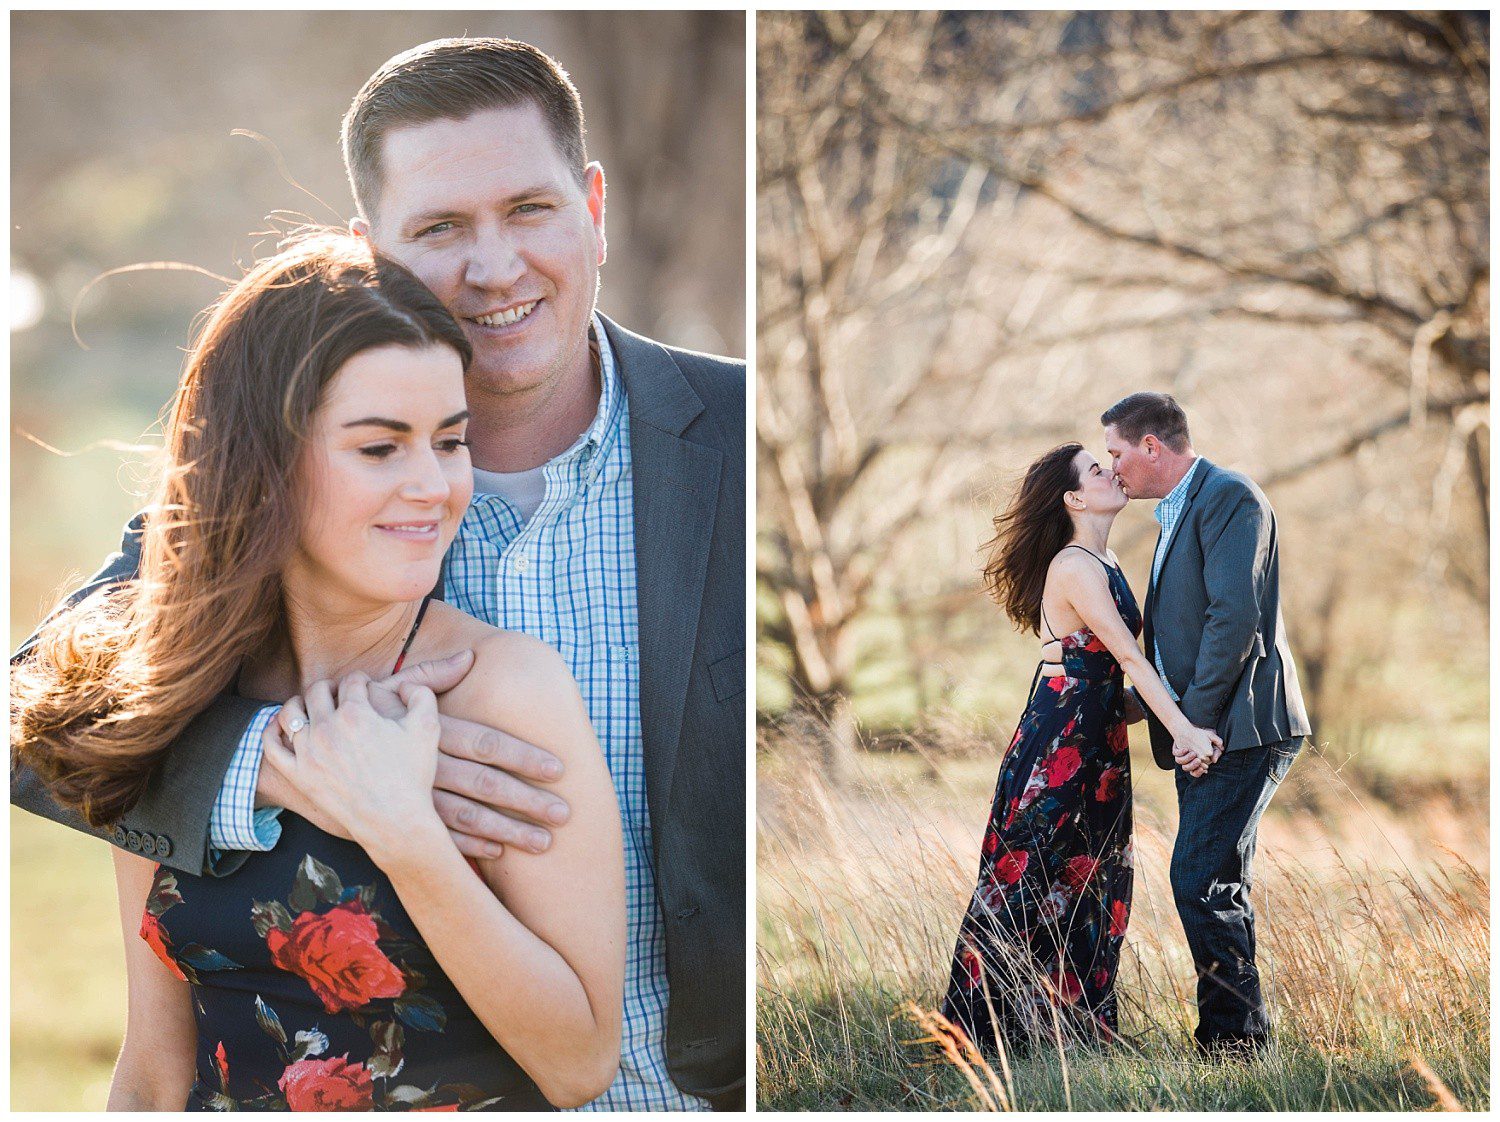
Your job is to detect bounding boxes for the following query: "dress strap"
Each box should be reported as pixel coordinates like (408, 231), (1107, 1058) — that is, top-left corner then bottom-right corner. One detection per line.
(1060, 542), (1114, 572)
(390, 596), (433, 675)
(1039, 600), (1058, 644)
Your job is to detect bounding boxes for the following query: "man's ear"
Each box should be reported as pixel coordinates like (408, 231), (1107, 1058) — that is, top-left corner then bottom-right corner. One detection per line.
(584, 162), (607, 265)
(1142, 435), (1160, 460)
(350, 216), (371, 240)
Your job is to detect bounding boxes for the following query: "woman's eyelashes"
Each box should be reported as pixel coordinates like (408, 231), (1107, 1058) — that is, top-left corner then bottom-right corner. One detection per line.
(357, 436), (470, 461)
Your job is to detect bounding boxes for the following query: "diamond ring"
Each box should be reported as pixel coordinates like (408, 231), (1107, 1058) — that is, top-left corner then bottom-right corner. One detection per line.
(286, 716), (309, 734)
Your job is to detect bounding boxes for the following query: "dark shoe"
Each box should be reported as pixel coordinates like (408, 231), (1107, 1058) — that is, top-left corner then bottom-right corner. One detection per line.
(1194, 1033), (1270, 1061)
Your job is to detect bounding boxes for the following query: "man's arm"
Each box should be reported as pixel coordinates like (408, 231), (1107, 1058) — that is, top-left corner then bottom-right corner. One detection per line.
(1178, 484), (1270, 730)
(12, 515), (268, 875)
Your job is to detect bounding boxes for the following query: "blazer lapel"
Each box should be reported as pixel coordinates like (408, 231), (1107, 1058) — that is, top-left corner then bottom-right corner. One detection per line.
(1142, 525), (1163, 658)
(602, 314), (720, 829)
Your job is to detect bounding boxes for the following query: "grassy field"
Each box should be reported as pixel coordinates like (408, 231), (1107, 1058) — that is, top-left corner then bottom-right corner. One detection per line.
(757, 725), (1489, 1111)
(11, 809), (128, 1111)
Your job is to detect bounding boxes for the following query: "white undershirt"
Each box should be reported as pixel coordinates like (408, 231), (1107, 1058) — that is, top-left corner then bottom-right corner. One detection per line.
(471, 464), (548, 522)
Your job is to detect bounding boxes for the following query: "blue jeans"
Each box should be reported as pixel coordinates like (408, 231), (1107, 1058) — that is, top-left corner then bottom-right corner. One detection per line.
(1171, 737), (1301, 1048)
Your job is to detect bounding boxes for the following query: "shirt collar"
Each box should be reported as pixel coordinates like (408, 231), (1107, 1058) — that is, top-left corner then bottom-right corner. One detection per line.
(580, 313), (621, 453)
(1154, 456), (1201, 525)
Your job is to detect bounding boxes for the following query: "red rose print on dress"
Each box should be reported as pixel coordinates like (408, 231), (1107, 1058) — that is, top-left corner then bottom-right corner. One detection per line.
(1047, 967), (1083, 1005)
(265, 901), (406, 1013)
(214, 1041), (230, 1092)
(1107, 721), (1129, 755)
(1042, 746), (1082, 787)
(140, 910), (188, 981)
(982, 829), (1000, 856)
(992, 849), (1028, 886)
(1063, 855), (1099, 888)
(278, 1054), (374, 1112)
(1109, 898), (1129, 937)
(1096, 766), (1123, 802)
(960, 946), (983, 988)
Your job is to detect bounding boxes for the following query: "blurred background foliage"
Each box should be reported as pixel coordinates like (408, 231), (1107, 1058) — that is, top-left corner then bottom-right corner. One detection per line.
(11, 11), (743, 1109)
(757, 10), (1488, 799)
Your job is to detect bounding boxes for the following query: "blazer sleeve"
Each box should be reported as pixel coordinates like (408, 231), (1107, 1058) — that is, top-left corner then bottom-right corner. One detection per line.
(11, 514), (262, 876)
(1178, 483), (1269, 729)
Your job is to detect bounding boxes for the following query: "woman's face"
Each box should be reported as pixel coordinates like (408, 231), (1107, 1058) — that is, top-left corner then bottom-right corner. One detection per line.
(1069, 449), (1127, 515)
(290, 342), (473, 609)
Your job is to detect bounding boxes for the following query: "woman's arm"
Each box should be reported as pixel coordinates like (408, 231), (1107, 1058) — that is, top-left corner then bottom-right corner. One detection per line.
(107, 850), (197, 1111)
(1055, 555), (1221, 774)
(264, 635), (625, 1109)
(384, 635), (625, 1107)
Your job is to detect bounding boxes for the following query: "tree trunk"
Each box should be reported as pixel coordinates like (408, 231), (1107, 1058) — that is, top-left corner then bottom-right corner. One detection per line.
(809, 690), (860, 788)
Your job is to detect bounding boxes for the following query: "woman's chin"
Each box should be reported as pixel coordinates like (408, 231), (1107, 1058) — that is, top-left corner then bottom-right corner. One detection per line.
(366, 564), (444, 605)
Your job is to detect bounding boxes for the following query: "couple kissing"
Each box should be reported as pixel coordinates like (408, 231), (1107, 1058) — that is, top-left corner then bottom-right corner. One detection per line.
(942, 391), (1311, 1058)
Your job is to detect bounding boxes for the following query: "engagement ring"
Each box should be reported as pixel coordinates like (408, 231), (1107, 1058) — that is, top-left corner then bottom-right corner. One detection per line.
(286, 716), (308, 734)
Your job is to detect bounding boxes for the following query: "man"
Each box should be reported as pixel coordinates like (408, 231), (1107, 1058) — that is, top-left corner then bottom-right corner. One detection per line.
(1103, 391), (1310, 1055)
(14, 38), (744, 1110)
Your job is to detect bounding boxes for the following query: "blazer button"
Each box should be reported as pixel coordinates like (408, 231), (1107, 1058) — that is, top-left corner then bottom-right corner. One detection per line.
(139, 832), (156, 855)
(155, 835), (173, 859)
(112, 825), (128, 846)
(126, 830), (142, 852)
(675, 905), (700, 921)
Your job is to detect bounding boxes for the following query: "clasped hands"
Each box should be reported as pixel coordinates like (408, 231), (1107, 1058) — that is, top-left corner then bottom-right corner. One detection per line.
(260, 650), (570, 860)
(1171, 724), (1223, 779)
(1123, 688), (1223, 778)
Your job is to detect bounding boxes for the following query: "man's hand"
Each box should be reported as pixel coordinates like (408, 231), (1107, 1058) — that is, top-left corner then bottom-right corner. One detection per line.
(1172, 724), (1224, 779)
(372, 651), (571, 858)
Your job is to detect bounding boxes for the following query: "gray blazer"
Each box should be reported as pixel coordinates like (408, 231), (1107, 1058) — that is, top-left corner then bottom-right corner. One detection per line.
(1141, 458), (1311, 771)
(12, 312), (746, 1105)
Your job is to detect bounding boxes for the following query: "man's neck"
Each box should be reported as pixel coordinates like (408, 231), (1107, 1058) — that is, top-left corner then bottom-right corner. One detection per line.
(467, 339), (602, 473)
(1158, 452), (1199, 498)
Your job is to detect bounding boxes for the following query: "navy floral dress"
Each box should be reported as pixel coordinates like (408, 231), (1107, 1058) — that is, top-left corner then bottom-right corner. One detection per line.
(941, 552), (1138, 1050)
(143, 813), (553, 1111)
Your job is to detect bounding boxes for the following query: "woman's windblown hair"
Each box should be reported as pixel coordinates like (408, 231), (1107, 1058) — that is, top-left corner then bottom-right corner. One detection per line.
(12, 230), (470, 827)
(980, 443), (1083, 635)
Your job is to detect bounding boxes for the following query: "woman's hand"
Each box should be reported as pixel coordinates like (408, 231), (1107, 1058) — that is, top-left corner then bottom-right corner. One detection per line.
(264, 673), (446, 864)
(1172, 724), (1224, 778)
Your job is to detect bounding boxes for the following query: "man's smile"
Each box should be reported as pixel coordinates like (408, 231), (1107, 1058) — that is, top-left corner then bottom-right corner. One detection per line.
(467, 299), (540, 329)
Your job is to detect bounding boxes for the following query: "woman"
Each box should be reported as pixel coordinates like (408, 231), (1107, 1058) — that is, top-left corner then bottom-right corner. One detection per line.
(12, 232), (625, 1110)
(940, 442), (1219, 1052)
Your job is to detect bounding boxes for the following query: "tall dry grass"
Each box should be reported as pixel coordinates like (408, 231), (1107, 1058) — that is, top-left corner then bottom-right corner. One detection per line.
(757, 719), (1489, 1111)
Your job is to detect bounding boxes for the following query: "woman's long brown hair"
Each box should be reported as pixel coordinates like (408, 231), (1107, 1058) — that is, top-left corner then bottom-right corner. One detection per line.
(12, 231), (471, 827)
(980, 443), (1084, 635)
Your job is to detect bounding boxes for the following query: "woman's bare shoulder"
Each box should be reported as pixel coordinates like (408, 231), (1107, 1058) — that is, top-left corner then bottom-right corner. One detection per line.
(420, 604), (585, 743)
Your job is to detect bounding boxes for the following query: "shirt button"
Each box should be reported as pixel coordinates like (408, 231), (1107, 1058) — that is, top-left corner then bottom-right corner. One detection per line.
(511, 557), (527, 573)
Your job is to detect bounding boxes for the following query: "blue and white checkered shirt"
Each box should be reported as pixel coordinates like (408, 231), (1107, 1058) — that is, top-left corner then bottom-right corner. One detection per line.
(1149, 456), (1201, 701)
(211, 317), (707, 1111)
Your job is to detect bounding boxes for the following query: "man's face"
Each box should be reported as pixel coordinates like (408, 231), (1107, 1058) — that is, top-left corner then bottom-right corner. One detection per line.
(1103, 424), (1158, 500)
(362, 103), (607, 404)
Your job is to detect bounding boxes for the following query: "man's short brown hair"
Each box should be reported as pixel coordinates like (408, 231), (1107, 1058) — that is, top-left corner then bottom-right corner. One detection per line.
(1101, 392), (1192, 452)
(342, 37), (588, 221)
